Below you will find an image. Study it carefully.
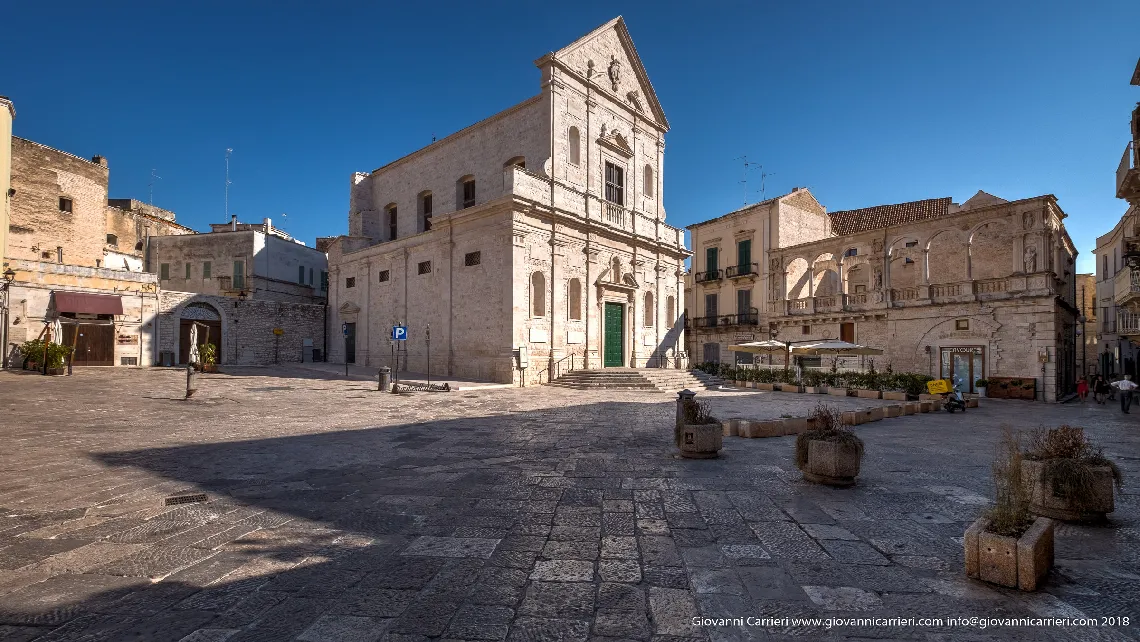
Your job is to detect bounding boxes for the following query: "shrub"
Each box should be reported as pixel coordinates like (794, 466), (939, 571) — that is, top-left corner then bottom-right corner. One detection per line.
(986, 426), (1034, 538)
(20, 339), (45, 364)
(794, 403), (864, 471)
(20, 339), (72, 368)
(1023, 425), (1124, 498)
(975, 378), (989, 388)
(200, 343), (217, 366)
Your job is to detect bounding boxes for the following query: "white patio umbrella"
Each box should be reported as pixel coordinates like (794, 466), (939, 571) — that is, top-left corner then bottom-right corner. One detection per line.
(727, 339), (788, 354)
(791, 340), (884, 356)
(188, 323), (200, 365)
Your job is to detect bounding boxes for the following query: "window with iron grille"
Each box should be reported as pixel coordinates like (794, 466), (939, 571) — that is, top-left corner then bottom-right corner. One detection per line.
(120, 357), (138, 366)
(464, 251), (481, 266)
(203, 261), (211, 279)
(185, 263), (191, 279)
(378, 270), (390, 282)
(59, 197), (73, 213)
(604, 162), (624, 205)
(346, 277), (356, 288)
(160, 263), (170, 280)
(418, 261), (432, 275)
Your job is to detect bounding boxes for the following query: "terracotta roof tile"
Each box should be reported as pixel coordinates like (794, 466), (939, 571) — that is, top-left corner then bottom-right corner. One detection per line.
(828, 197), (952, 236)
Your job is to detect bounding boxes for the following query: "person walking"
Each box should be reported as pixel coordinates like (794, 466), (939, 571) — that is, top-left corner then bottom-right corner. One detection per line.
(1077, 376), (1089, 402)
(1094, 375), (1111, 404)
(1112, 375), (1137, 413)
(1108, 374), (1118, 402)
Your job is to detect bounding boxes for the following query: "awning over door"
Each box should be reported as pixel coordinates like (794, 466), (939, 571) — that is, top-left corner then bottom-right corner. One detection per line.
(52, 292), (124, 315)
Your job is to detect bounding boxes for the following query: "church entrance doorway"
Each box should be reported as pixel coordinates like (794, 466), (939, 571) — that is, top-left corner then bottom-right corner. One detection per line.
(603, 302), (624, 367)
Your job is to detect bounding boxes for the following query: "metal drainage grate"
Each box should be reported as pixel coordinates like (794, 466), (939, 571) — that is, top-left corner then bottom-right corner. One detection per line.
(163, 493), (208, 506)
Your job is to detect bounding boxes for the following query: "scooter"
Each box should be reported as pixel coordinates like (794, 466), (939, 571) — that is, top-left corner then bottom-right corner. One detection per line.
(941, 388), (966, 413)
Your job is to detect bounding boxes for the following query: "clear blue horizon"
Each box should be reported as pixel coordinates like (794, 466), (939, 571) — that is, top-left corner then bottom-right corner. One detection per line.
(4, 1), (1136, 272)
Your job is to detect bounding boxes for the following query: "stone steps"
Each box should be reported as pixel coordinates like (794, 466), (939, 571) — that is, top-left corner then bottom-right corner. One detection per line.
(549, 368), (724, 393)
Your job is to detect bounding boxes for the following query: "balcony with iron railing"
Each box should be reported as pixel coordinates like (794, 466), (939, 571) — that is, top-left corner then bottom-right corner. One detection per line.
(1118, 309), (1140, 337)
(1113, 267), (1140, 308)
(725, 263), (759, 279)
(695, 269), (723, 284)
(690, 308), (761, 330)
(1117, 140), (1140, 201)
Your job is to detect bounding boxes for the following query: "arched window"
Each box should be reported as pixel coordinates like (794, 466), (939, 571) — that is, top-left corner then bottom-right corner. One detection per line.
(666, 295), (676, 329)
(568, 278), (582, 321)
(531, 272), (546, 317)
(611, 257), (622, 283)
(457, 175), (475, 209)
(644, 291), (654, 327)
(418, 191), (433, 232)
(568, 126), (581, 166)
(643, 164), (654, 198)
(504, 156), (526, 170)
(844, 248), (858, 258)
(385, 203), (398, 241)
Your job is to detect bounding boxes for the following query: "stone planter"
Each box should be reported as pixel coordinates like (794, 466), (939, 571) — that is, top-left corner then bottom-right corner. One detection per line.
(965, 397), (979, 408)
(919, 393), (941, 402)
(827, 387), (850, 397)
(964, 516), (1054, 591)
(855, 389), (882, 399)
(722, 420), (739, 437)
(976, 386), (987, 398)
(882, 391), (907, 401)
(202, 364), (218, 373)
(1022, 460), (1115, 522)
(678, 423), (723, 459)
(841, 410), (872, 425)
(803, 386), (821, 394)
(747, 420), (782, 438)
(801, 440), (862, 486)
(734, 380), (746, 389)
(756, 383), (775, 391)
(781, 417), (809, 435)
(45, 367), (66, 376)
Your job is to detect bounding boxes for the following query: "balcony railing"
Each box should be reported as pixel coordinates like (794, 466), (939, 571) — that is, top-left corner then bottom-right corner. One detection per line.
(813, 295), (839, 312)
(1113, 267), (1140, 307)
(1118, 309), (1140, 336)
(605, 202), (626, 227)
(695, 269), (722, 283)
(693, 315), (720, 329)
(728, 308), (760, 326)
(691, 309), (760, 329)
(725, 263), (759, 279)
(1118, 140), (1139, 200)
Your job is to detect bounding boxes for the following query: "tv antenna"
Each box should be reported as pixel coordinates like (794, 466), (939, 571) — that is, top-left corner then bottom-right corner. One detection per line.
(758, 167), (775, 202)
(148, 169), (161, 205)
(225, 148), (233, 218)
(734, 156), (766, 206)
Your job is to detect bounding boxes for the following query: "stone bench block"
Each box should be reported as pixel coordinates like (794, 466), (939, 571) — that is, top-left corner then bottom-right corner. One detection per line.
(827, 388), (850, 397)
(855, 389), (882, 399)
(883, 391), (908, 401)
(884, 404), (903, 418)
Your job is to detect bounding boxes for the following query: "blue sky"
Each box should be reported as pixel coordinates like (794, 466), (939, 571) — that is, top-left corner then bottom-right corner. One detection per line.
(4, 1), (1136, 272)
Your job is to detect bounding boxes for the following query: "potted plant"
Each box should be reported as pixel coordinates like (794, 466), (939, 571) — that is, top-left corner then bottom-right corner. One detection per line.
(965, 428), (1054, 591)
(676, 397), (722, 459)
(795, 403), (864, 487)
(44, 343), (73, 375)
(1020, 425), (1122, 522)
(1021, 380), (1036, 400)
(975, 379), (989, 398)
(200, 343), (218, 373)
(20, 338), (44, 370)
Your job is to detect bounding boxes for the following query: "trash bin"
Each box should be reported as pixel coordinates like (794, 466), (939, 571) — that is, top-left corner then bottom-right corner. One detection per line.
(378, 367), (392, 392)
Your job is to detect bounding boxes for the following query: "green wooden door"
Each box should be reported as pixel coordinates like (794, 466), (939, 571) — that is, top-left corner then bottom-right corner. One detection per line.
(603, 302), (624, 367)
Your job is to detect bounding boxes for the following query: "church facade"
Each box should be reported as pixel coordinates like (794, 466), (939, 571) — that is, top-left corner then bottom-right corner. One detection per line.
(324, 17), (689, 385)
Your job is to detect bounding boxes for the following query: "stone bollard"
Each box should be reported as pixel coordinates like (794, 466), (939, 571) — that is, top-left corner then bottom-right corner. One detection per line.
(185, 364), (198, 399)
(378, 367), (392, 392)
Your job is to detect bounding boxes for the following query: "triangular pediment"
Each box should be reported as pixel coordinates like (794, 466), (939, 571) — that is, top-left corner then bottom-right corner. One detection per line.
(541, 17), (669, 130)
(597, 131), (633, 158)
(338, 301), (361, 315)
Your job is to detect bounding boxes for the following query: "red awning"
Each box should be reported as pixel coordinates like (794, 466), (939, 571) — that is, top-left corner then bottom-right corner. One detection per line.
(52, 292), (124, 315)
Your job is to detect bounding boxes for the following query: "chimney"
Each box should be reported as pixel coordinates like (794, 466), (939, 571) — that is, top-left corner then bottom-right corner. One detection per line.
(263, 217), (272, 234)
(92, 155), (108, 168)
(230, 214), (237, 231)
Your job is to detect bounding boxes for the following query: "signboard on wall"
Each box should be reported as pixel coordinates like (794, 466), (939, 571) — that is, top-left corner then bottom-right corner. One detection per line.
(116, 334), (138, 345)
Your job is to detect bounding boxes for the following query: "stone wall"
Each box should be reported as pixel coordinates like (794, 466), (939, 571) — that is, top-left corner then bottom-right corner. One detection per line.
(9, 137), (109, 268)
(157, 291), (325, 366)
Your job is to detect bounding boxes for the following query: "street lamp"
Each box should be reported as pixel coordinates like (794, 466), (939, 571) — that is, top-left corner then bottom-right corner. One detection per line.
(1, 268), (15, 369)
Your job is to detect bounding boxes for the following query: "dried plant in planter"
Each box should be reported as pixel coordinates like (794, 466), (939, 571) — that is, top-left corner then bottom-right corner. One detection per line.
(795, 403), (863, 472)
(986, 427), (1034, 537)
(1021, 425), (1123, 520)
(677, 399), (718, 447)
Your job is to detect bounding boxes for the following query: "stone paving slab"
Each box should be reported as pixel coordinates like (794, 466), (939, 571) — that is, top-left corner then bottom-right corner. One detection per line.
(0, 368), (1137, 641)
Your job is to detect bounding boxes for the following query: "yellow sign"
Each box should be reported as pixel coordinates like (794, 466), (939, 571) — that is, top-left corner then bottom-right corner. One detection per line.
(272, 328), (284, 336)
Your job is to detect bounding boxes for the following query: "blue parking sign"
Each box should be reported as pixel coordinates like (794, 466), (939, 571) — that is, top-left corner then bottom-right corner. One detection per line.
(342, 322), (348, 337)
(392, 325), (407, 341)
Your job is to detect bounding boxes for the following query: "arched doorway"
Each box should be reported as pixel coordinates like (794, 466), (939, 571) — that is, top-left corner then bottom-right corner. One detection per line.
(179, 302), (222, 364)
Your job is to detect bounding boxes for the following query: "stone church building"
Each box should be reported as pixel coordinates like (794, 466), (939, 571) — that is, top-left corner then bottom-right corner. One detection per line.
(324, 17), (689, 385)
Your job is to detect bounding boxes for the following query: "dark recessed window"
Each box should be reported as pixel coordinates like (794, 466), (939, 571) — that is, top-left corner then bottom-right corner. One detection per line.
(604, 162), (624, 205)
(801, 325), (810, 335)
(346, 277), (356, 288)
(956, 319), (969, 330)
(160, 263), (170, 280)
(464, 251), (481, 266)
(378, 269), (390, 282)
(844, 248), (857, 257)
(418, 261), (432, 275)
(59, 197), (73, 213)
(106, 234), (118, 247)
(462, 179), (476, 208)
(185, 263), (191, 279)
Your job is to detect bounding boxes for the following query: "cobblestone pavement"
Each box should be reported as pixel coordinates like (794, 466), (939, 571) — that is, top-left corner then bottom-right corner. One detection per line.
(0, 367), (1136, 642)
